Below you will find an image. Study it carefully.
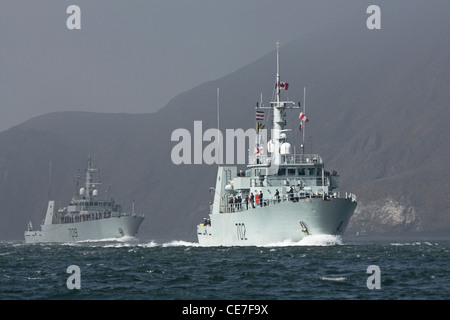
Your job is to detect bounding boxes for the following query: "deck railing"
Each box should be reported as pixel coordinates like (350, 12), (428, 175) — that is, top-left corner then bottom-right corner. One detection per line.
(248, 154), (323, 166)
(218, 191), (355, 214)
(53, 211), (142, 224)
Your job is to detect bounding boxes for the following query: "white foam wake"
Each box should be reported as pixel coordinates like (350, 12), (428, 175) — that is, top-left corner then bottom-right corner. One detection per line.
(298, 234), (343, 246)
(263, 234), (343, 247)
(162, 240), (199, 247)
(71, 235), (343, 248)
(320, 276), (347, 282)
(157, 235), (344, 248)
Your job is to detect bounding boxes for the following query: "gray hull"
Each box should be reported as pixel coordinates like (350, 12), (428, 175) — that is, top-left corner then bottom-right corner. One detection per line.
(197, 198), (356, 246)
(24, 215), (144, 243)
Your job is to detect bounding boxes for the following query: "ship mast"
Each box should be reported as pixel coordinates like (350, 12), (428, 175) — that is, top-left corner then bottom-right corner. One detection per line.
(250, 42), (300, 171)
(85, 155), (100, 199)
(271, 42), (300, 166)
(272, 42), (283, 166)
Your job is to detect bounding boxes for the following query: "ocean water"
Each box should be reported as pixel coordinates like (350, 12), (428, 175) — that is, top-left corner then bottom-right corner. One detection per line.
(1, 235), (448, 303)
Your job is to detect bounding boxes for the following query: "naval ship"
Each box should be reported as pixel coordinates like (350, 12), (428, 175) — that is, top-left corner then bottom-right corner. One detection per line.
(197, 43), (357, 246)
(24, 157), (144, 243)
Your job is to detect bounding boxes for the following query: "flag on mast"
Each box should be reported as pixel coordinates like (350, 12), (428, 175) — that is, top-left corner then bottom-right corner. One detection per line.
(299, 112), (309, 122)
(275, 82), (289, 90)
(256, 122), (265, 133)
(256, 110), (265, 133)
(256, 110), (264, 121)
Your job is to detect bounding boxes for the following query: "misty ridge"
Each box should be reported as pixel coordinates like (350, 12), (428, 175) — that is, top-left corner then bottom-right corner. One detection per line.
(0, 1), (449, 241)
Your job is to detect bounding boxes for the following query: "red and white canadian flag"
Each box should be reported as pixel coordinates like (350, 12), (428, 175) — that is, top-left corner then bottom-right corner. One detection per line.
(275, 82), (289, 90)
(299, 112), (309, 122)
(254, 146), (264, 155)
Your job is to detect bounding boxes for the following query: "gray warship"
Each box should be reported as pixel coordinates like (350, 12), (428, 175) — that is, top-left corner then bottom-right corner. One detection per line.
(197, 43), (357, 246)
(24, 157), (144, 243)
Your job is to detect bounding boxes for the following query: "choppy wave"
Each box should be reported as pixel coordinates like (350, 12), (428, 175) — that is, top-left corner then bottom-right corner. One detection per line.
(0, 239), (449, 300)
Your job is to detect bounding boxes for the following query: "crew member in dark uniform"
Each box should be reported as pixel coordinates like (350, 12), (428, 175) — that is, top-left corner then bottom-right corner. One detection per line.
(259, 191), (264, 207)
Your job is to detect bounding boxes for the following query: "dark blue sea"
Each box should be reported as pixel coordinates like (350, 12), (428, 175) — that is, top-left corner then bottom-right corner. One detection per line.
(1, 235), (448, 316)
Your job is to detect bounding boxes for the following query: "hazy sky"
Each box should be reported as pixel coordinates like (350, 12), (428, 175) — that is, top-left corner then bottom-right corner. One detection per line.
(0, 1), (378, 132)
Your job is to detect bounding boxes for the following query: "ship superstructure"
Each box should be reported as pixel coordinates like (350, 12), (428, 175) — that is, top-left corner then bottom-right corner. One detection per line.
(197, 43), (356, 246)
